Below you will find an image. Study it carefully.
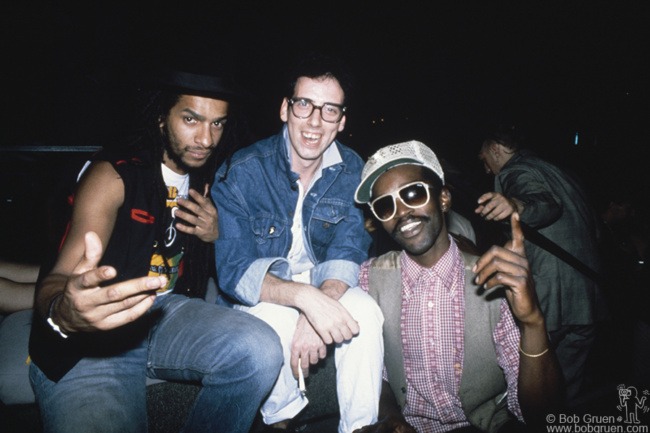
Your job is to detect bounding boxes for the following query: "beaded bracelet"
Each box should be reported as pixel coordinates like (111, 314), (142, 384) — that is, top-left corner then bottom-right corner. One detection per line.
(46, 294), (69, 339)
(519, 345), (548, 358)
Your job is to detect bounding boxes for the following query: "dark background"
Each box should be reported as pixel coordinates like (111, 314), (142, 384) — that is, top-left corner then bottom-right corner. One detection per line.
(1, 0), (649, 260)
(1, 1), (648, 413)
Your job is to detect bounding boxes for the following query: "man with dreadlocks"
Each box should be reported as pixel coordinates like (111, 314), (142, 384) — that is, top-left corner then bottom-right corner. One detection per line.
(27, 67), (283, 433)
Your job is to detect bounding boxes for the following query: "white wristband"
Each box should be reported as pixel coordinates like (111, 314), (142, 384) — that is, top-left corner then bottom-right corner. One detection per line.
(46, 294), (68, 339)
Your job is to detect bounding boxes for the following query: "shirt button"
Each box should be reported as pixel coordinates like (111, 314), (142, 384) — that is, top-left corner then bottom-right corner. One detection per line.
(427, 301), (434, 308)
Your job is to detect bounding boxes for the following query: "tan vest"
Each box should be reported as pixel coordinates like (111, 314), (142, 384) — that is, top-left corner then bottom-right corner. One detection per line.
(367, 250), (513, 432)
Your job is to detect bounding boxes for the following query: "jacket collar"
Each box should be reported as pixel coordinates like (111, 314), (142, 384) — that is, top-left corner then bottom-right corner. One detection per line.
(279, 124), (344, 185)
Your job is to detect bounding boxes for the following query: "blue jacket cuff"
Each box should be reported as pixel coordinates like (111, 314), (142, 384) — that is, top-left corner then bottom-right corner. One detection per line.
(235, 257), (292, 306)
(310, 259), (360, 289)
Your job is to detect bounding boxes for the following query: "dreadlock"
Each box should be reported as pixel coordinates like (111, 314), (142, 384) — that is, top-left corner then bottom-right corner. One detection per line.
(125, 88), (249, 298)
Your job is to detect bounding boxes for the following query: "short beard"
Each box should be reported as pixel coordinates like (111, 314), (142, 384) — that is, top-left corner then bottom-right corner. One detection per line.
(161, 125), (193, 174)
(161, 134), (195, 173)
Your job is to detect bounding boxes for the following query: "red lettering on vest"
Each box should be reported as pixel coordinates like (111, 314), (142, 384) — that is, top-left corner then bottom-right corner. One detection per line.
(131, 209), (155, 224)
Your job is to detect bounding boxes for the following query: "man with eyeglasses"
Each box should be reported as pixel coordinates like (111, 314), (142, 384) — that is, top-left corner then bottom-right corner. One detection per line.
(212, 52), (383, 432)
(353, 141), (562, 433)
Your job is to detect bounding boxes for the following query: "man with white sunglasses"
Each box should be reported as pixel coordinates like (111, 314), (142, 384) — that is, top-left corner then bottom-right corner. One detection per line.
(353, 141), (562, 433)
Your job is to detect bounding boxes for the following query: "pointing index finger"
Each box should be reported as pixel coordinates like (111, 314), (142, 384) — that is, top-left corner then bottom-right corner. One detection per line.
(508, 212), (525, 254)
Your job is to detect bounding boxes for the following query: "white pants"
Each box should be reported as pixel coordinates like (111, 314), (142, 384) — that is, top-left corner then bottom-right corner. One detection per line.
(237, 287), (384, 433)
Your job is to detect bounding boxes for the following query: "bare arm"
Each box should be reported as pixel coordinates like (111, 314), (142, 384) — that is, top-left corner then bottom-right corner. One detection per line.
(0, 259), (40, 282)
(320, 278), (349, 300)
(0, 279), (35, 314)
(35, 162), (166, 334)
(0, 259), (39, 314)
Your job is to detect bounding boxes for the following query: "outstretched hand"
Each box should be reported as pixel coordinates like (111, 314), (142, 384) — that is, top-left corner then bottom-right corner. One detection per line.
(472, 213), (542, 325)
(53, 231), (166, 333)
(475, 192), (518, 222)
(175, 184), (219, 242)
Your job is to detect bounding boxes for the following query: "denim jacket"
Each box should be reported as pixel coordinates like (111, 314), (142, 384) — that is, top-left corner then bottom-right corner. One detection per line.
(212, 128), (372, 306)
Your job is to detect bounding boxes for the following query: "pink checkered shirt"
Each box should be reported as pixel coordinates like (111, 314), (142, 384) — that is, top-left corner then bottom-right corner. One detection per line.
(359, 239), (523, 432)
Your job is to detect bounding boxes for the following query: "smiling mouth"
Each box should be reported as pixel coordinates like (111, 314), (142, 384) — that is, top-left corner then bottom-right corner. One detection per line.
(399, 220), (422, 233)
(302, 132), (321, 144)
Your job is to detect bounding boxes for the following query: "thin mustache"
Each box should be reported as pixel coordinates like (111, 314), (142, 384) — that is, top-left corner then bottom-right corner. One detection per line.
(186, 146), (215, 153)
(391, 215), (429, 237)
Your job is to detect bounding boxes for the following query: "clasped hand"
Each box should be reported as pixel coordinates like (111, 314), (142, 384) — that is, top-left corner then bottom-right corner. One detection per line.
(290, 288), (360, 378)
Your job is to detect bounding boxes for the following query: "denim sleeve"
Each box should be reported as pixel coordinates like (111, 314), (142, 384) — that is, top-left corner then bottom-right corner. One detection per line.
(310, 259), (360, 289)
(230, 257), (293, 306)
(212, 170), (291, 306)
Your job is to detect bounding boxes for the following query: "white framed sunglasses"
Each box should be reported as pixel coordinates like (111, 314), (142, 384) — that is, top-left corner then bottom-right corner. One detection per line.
(369, 181), (433, 222)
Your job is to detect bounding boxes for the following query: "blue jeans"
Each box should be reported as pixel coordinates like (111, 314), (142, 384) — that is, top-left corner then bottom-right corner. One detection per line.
(29, 294), (283, 433)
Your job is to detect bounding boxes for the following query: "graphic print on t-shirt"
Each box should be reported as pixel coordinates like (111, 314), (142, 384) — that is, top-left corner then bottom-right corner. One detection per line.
(148, 183), (188, 294)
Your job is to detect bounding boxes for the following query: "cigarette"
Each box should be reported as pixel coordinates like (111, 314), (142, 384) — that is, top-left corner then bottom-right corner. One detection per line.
(298, 357), (306, 396)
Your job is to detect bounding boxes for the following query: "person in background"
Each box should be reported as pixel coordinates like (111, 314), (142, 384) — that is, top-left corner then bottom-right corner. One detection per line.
(354, 140), (562, 433)
(213, 52), (383, 433)
(28, 64), (283, 433)
(597, 190), (649, 388)
(475, 125), (605, 407)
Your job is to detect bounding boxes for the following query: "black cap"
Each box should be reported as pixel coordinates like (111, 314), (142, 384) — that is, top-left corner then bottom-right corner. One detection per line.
(152, 68), (241, 101)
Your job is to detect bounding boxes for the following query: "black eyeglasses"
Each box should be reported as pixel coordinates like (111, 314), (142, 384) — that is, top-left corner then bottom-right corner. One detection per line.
(369, 182), (432, 222)
(287, 98), (346, 123)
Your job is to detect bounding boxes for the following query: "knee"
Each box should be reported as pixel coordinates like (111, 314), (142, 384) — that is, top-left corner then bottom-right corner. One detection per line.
(256, 321), (284, 371)
(341, 288), (384, 330)
(232, 316), (283, 378)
